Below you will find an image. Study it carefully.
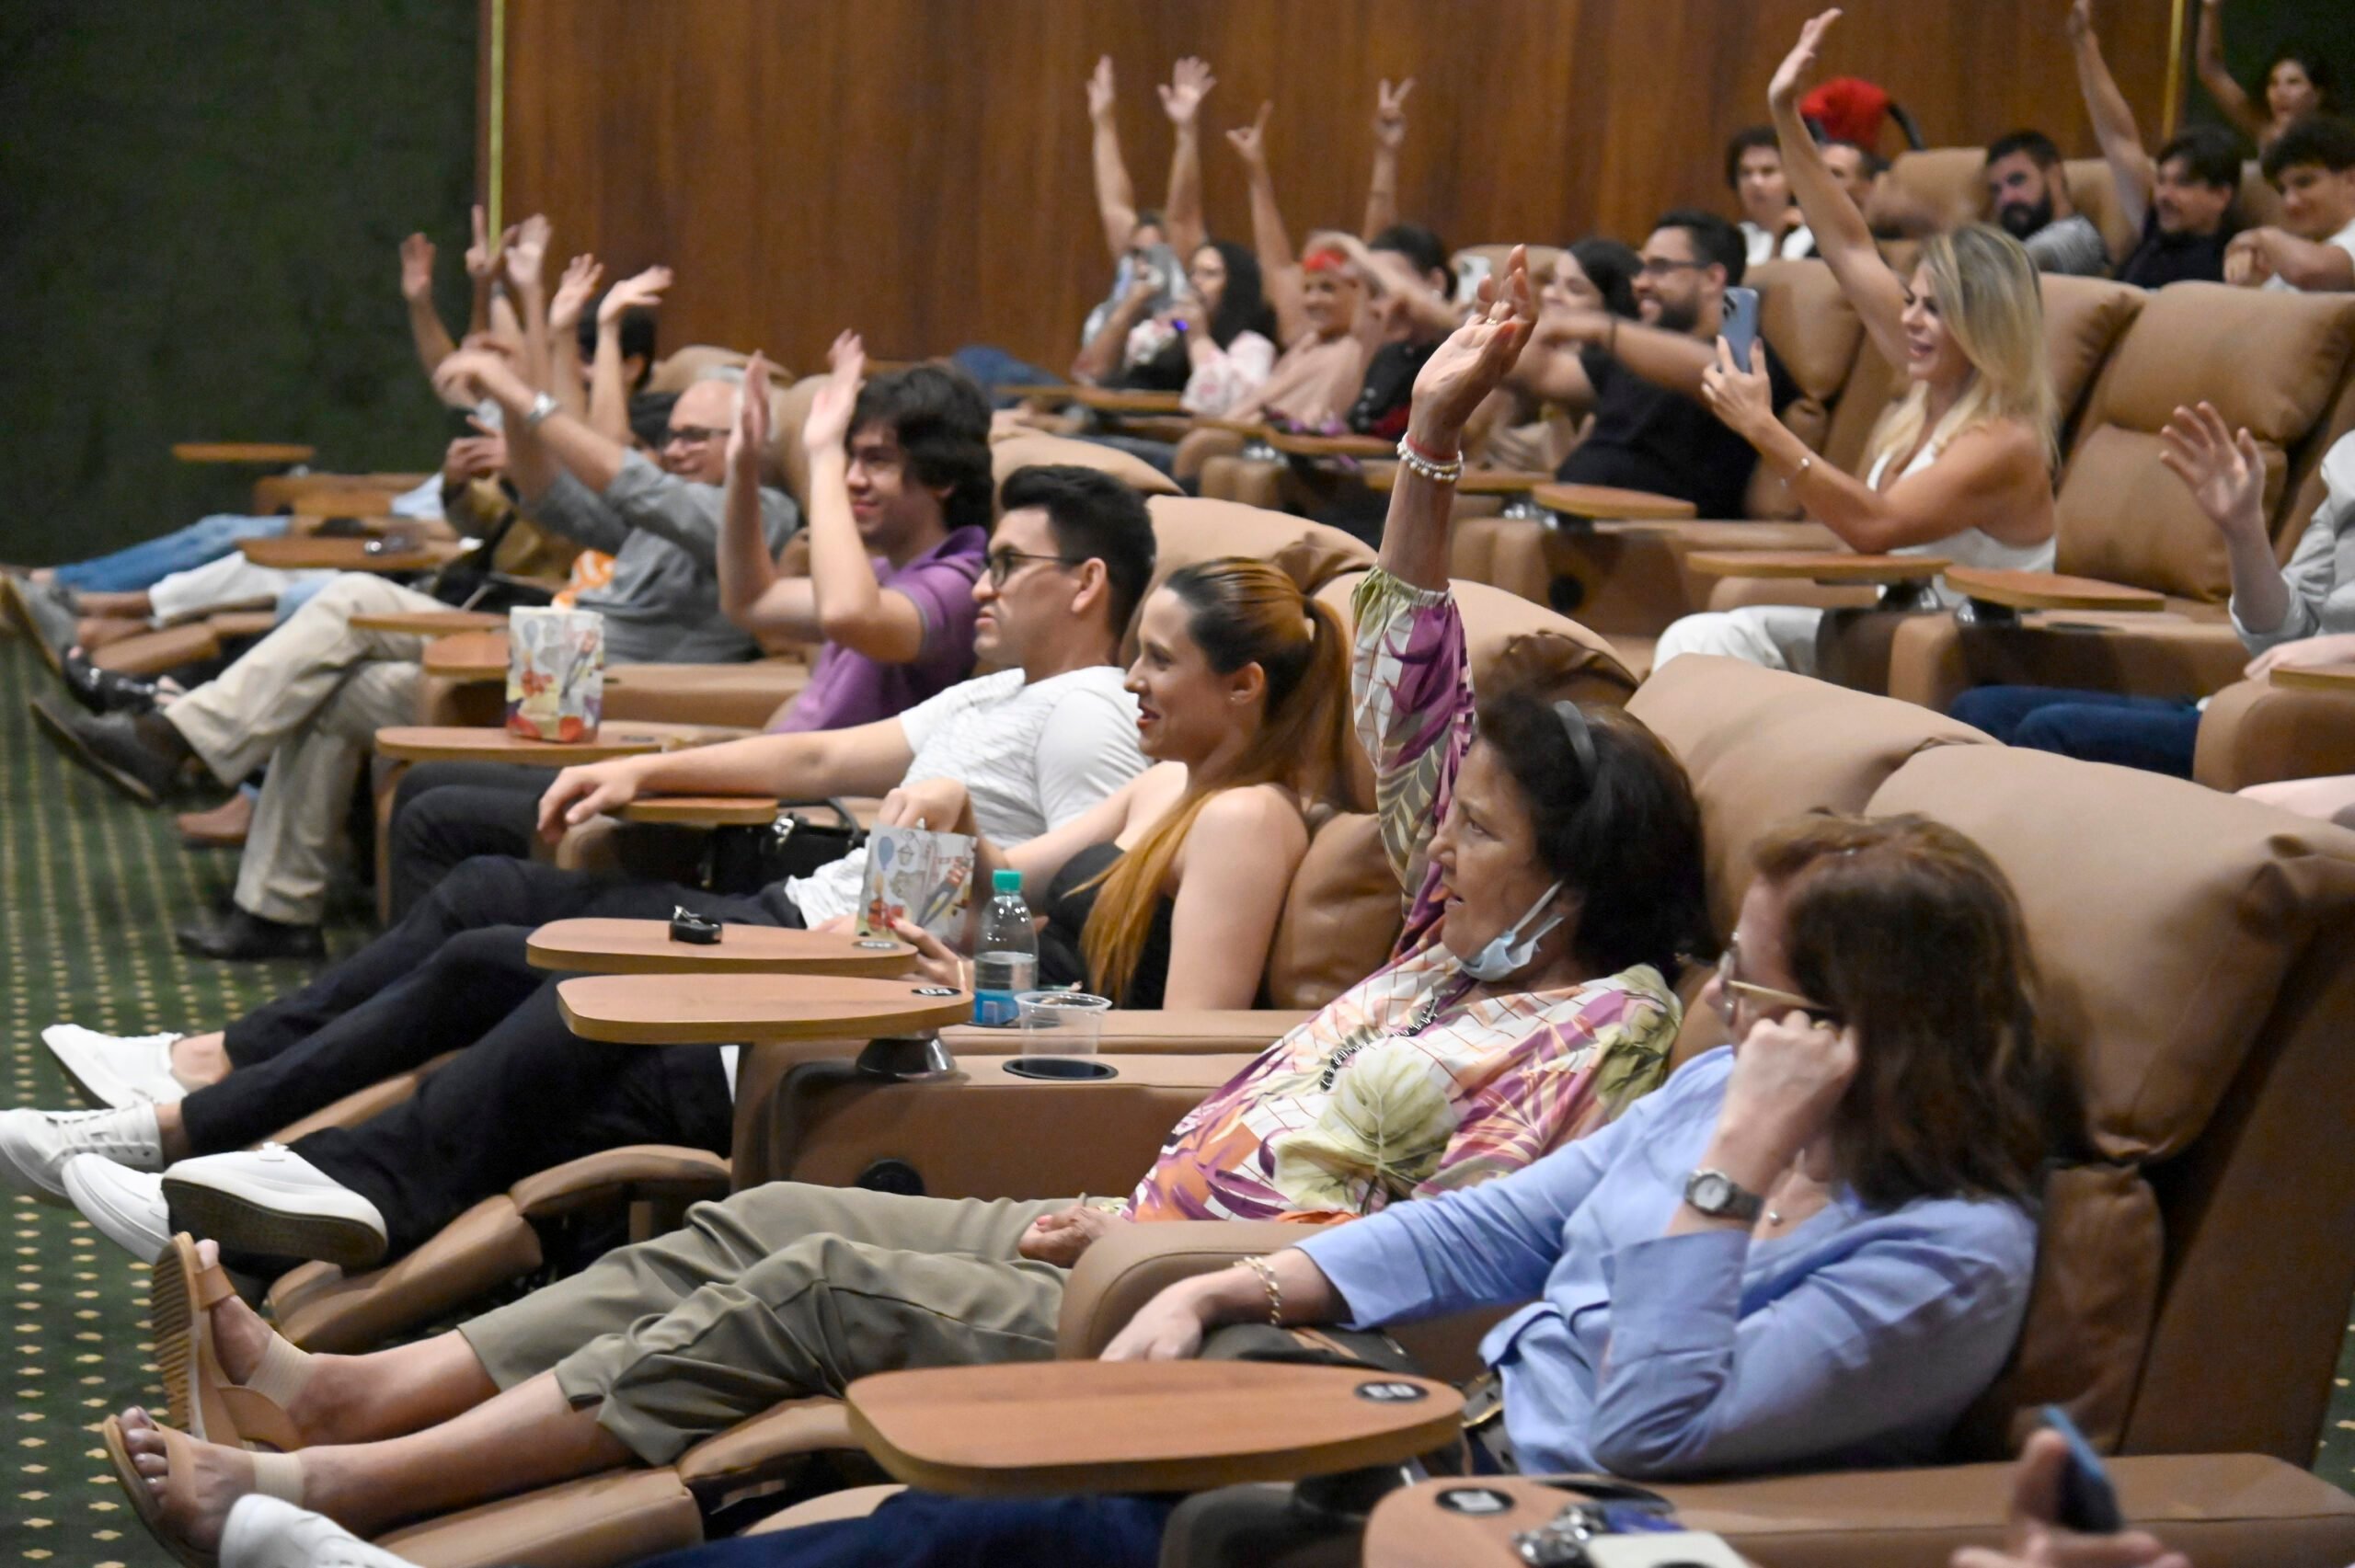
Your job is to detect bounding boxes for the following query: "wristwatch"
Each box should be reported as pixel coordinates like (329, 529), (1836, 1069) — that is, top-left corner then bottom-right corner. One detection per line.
(1683, 1168), (1766, 1222)
(523, 392), (561, 430)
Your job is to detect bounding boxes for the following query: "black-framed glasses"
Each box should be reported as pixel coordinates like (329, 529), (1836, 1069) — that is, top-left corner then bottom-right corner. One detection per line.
(983, 549), (1082, 588)
(663, 425), (729, 448)
(1635, 256), (1708, 277)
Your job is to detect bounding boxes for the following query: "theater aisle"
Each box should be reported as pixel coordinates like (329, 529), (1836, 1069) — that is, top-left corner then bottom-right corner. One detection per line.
(0, 633), (366, 1568)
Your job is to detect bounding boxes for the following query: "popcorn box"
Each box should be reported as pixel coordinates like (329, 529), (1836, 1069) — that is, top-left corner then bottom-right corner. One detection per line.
(505, 607), (606, 741)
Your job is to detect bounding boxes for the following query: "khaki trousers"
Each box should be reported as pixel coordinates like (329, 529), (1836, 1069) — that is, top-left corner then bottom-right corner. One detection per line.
(165, 574), (441, 924)
(458, 1183), (1074, 1464)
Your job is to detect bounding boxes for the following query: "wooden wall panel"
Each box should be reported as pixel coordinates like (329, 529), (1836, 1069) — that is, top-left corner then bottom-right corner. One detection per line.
(497, 0), (2175, 377)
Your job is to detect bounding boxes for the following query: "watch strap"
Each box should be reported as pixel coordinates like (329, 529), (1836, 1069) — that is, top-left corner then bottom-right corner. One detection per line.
(1685, 1167), (1766, 1222)
(523, 392), (561, 430)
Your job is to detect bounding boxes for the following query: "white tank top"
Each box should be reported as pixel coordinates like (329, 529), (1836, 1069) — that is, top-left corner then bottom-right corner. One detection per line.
(1867, 441), (2056, 608)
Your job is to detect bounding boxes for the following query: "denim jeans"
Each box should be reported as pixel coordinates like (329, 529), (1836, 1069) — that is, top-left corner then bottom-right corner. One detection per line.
(1947, 685), (2201, 778)
(49, 513), (291, 592)
(949, 345), (1062, 407)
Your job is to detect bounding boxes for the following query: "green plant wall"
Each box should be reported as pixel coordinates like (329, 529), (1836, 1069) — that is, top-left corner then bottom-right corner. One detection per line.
(0, 1), (477, 563)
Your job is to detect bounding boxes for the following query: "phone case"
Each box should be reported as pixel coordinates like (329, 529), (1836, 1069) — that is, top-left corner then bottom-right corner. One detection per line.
(1582, 1533), (1751, 1567)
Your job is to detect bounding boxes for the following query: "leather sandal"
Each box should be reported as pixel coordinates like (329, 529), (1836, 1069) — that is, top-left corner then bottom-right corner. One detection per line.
(150, 1234), (308, 1451)
(104, 1413), (304, 1568)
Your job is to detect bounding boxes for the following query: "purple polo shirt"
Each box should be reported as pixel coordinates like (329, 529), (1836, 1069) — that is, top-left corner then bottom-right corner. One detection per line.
(770, 525), (989, 733)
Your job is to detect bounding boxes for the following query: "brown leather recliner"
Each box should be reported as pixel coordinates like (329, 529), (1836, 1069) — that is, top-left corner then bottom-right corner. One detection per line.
(1880, 282), (2355, 714)
(1887, 147), (2286, 266)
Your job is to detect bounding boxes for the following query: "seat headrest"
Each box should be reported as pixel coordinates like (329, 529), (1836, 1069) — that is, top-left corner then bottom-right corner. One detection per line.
(1865, 744), (2355, 1159)
(1887, 147), (1987, 229)
(1626, 658), (1992, 939)
(991, 435), (1183, 499)
(647, 345), (754, 396)
(2061, 158), (2136, 262)
(1146, 498), (1373, 597)
(2057, 284), (2355, 597)
(1749, 259), (1862, 403)
(2039, 274), (2144, 423)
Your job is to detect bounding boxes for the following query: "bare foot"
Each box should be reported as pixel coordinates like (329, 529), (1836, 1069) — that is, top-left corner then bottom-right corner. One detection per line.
(169, 1031), (231, 1088)
(119, 1406), (262, 1553)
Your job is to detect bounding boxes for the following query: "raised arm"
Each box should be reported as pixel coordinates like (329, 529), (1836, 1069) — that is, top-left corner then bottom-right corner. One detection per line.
(1158, 57), (1214, 260)
(1770, 10), (1912, 369)
(505, 212), (555, 395)
(1362, 77), (1412, 239)
(1702, 340), (2053, 551)
(592, 265), (671, 444)
(2161, 401), (2298, 639)
(718, 351), (810, 636)
(1379, 247), (1538, 589)
(1228, 105), (1306, 343)
(799, 334), (932, 660)
(432, 348), (572, 500)
(2195, 0), (2269, 145)
(1086, 57), (1140, 263)
(462, 203), (503, 338)
(545, 253), (603, 420)
(2069, 0), (2155, 233)
(398, 234), (459, 382)
(1072, 273), (1159, 384)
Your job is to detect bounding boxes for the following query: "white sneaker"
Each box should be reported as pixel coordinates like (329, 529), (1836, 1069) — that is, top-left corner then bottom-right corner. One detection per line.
(0, 1105), (164, 1204)
(220, 1494), (419, 1568)
(41, 1024), (187, 1108)
(59, 1155), (170, 1263)
(162, 1145), (388, 1270)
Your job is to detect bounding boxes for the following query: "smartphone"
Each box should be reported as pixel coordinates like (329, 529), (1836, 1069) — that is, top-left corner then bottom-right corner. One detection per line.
(1455, 252), (1495, 302)
(1132, 243), (1184, 315)
(2042, 1404), (2125, 1535)
(1720, 286), (1761, 372)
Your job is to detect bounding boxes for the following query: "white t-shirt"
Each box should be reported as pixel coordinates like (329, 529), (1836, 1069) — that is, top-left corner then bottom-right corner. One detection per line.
(2266, 215), (2355, 292)
(1740, 220), (1817, 267)
(786, 664), (1146, 924)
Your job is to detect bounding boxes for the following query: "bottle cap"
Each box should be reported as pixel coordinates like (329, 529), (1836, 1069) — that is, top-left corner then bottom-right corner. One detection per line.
(993, 868), (1023, 894)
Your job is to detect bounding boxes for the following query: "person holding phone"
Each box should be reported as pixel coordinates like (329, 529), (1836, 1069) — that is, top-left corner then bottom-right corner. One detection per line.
(1654, 8), (2059, 677)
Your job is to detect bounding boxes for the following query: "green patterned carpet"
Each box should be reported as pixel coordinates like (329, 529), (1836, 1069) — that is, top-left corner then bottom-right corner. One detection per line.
(0, 629), (2349, 1565)
(0, 633), (366, 1567)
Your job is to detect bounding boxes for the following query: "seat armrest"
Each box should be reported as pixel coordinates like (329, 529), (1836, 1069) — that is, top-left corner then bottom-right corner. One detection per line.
(349, 608), (507, 636)
(601, 660), (810, 728)
(1941, 567), (2165, 612)
(674, 1399), (860, 1493)
(2193, 675), (2355, 791)
(556, 972), (972, 1045)
(508, 1145), (731, 1220)
(525, 917), (913, 977)
(1532, 481), (1698, 521)
(615, 795), (780, 827)
(1057, 1219), (1324, 1356)
(1685, 550), (1948, 585)
(844, 1361), (1462, 1497)
(941, 1010), (1305, 1058)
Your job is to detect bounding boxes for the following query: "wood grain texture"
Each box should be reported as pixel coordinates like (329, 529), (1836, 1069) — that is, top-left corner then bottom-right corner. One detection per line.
(1943, 566), (2169, 611)
(493, 0), (2171, 372)
(557, 972), (974, 1043)
(1685, 550), (1950, 582)
(525, 918), (914, 977)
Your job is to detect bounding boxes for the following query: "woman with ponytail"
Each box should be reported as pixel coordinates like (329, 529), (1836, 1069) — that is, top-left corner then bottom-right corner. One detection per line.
(881, 555), (1350, 1007)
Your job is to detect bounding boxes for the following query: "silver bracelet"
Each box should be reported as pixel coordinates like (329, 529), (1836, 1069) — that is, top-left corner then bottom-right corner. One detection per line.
(523, 392), (561, 431)
(1395, 436), (1465, 486)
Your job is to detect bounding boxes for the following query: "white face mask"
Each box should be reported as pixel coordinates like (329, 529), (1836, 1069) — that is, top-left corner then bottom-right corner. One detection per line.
(1460, 878), (1567, 981)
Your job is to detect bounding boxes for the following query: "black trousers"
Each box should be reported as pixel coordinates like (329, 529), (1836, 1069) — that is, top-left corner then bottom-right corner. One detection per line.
(180, 856), (798, 1260)
(385, 761), (555, 920)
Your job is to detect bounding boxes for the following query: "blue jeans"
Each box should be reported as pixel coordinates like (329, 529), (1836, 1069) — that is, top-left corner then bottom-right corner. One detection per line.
(644, 1492), (1177, 1568)
(950, 345), (1062, 407)
(1947, 685), (2201, 778)
(49, 513), (292, 592)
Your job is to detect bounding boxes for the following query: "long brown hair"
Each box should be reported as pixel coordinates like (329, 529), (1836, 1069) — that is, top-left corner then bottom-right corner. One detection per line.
(1081, 558), (1350, 1001)
(1751, 813), (2073, 1209)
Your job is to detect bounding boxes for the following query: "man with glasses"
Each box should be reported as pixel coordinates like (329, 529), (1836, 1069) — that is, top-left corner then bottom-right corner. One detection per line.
(16, 467), (1153, 1272)
(30, 363), (798, 960)
(1511, 209), (1801, 519)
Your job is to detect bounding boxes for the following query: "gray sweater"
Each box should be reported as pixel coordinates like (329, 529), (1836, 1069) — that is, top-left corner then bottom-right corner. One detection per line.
(524, 451), (798, 665)
(2234, 434), (2355, 656)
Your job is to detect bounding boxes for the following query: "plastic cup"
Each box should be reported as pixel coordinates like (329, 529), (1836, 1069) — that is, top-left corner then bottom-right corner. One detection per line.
(1016, 991), (1110, 1058)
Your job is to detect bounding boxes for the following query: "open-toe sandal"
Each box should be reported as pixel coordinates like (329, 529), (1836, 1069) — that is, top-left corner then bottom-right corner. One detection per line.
(104, 1413), (305, 1568)
(151, 1233), (307, 1450)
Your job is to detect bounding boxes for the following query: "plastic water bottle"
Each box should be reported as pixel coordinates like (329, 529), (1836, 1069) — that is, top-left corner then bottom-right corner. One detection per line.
(971, 868), (1037, 1026)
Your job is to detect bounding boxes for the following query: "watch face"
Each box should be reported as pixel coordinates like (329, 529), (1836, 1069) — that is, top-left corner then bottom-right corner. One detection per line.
(1689, 1172), (1731, 1212)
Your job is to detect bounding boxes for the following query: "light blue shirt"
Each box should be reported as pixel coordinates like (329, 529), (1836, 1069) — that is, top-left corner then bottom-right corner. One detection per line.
(1297, 1047), (2039, 1480)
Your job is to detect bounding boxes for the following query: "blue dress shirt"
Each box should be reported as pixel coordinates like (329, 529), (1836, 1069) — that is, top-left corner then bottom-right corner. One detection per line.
(1296, 1047), (2039, 1479)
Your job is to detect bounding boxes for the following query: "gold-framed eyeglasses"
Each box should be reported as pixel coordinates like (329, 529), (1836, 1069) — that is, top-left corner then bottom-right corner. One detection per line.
(1711, 935), (1840, 1027)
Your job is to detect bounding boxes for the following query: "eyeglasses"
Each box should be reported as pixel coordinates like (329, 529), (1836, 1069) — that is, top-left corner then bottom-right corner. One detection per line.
(663, 425), (729, 448)
(983, 549), (1082, 588)
(1635, 256), (1707, 277)
(1710, 935), (1839, 1028)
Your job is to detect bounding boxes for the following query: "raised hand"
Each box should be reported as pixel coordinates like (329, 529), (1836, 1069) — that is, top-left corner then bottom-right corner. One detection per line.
(2064, 0), (2094, 40)
(2157, 401), (2267, 541)
(729, 350), (774, 479)
(1405, 245), (1537, 447)
(1159, 56), (1216, 128)
(802, 329), (866, 455)
(1086, 54), (1116, 120)
(1225, 101), (1272, 169)
(399, 234), (437, 303)
(463, 204), (502, 283)
(547, 254), (603, 333)
(1373, 77), (1415, 151)
(1770, 8), (1843, 115)
(1699, 334), (1779, 443)
(599, 264), (672, 326)
(1713, 1011), (1860, 1181)
(504, 212), (551, 293)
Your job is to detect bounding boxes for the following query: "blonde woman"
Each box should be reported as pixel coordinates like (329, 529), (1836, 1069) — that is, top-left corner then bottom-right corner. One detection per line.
(1654, 8), (2058, 677)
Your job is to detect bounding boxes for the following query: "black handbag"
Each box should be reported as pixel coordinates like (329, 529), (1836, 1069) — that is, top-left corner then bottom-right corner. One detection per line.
(1198, 1321), (1422, 1377)
(703, 800), (867, 895)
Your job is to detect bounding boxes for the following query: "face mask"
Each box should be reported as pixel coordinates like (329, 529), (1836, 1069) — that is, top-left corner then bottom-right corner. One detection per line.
(1461, 879), (1567, 982)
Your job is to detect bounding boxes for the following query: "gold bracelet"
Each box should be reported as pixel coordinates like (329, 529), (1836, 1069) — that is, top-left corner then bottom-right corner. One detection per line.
(1241, 1256), (1284, 1325)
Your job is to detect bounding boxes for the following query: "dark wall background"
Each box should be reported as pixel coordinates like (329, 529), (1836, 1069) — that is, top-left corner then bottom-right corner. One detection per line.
(2182, 0), (2348, 134)
(0, 1), (477, 562)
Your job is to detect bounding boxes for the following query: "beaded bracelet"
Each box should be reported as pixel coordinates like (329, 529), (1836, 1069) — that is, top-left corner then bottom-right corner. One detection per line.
(1241, 1255), (1284, 1325)
(1395, 434), (1465, 486)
